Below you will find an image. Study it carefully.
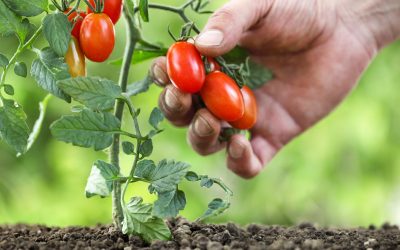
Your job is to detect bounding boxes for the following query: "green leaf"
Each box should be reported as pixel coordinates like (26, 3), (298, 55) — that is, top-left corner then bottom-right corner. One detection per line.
(14, 62), (27, 77)
(0, 1), (24, 37)
(122, 141), (135, 155)
(26, 94), (50, 152)
(185, 171), (200, 181)
(0, 54), (9, 67)
(31, 47), (71, 102)
(3, 85), (14, 95)
(134, 159), (190, 193)
(85, 160), (119, 198)
(223, 46), (273, 89)
(153, 189), (186, 219)
(122, 197), (171, 242)
(139, 0), (149, 22)
(198, 198), (230, 221)
(2, 0), (48, 17)
(0, 99), (29, 154)
(57, 77), (121, 111)
(50, 109), (121, 151)
(126, 76), (153, 97)
(139, 139), (153, 157)
(17, 18), (36, 43)
(43, 13), (72, 56)
(149, 107), (164, 130)
(110, 48), (168, 66)
(200, 177), (214, 188)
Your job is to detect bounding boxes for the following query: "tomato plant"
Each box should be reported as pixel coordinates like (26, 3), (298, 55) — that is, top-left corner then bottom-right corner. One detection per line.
(0, 0), (272, 244)
(230, 86), (258, 130)
(80, 13), (115, 62)
(87, 0), (123, 24)
(200, 71), (244, 121)
(167, 41), (206, 93)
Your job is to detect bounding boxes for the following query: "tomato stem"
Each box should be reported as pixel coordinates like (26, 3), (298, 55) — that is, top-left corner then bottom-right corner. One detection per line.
(109, 4), (139, 230)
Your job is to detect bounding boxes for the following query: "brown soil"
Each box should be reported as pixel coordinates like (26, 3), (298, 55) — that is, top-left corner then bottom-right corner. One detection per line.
(1, 218), (399, 249)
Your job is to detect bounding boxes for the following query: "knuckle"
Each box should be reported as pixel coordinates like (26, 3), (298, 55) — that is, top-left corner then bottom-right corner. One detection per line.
(210, 7), (236, 24)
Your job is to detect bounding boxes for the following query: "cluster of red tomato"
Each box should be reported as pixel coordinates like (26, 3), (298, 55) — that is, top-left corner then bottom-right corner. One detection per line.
(65, 0), (122, 77)
(167, 41), (258, 130)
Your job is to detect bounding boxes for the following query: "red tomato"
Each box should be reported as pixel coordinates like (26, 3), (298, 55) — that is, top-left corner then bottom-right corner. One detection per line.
(65, 37), (86, 77)
(167, 41), (206, 94)
(230, 86), (258, 130)
(65, 9), (86, 40)
(207, 57), (221, 72)
(200, 71), (244, 121)
(80, 13), (115, 62)
(87, 0), (123, 24)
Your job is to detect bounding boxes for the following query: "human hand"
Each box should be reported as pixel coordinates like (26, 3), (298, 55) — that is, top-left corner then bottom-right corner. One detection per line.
(151, 0), (400, 178)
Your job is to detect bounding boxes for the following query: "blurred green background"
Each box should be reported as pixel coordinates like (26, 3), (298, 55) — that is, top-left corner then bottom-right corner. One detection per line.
(1, 0), (400, 228)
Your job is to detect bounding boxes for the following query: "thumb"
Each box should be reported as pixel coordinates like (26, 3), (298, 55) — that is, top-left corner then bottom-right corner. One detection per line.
(195, 0), (270, 57)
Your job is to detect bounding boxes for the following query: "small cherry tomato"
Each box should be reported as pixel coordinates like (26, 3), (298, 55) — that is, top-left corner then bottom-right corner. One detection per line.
(80, 13), (115, 62)
(64, 8), (86, 41)
(200, 71), (244, 121)
(65, 37), (86, 77)
(87, 0), (123, 24)
(167, 41), (206, 94)
(207, 57), (221, 72)
(230, 86), (258, 130)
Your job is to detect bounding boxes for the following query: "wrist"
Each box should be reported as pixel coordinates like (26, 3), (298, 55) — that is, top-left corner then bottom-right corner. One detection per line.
(338, 0), (400, 50)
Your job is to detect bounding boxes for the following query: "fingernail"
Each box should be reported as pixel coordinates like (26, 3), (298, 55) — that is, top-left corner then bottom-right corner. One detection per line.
(193, 116), (214, 137)
(229, 141), (245, 159)
(152, 64), (168, 86)
(196, 29), (224, 47)
(164, 88), (181, 111)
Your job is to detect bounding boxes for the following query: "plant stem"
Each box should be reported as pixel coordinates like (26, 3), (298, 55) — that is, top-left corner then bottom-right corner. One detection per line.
(0, 26), (43, 87)
(110, 6), (138, 230)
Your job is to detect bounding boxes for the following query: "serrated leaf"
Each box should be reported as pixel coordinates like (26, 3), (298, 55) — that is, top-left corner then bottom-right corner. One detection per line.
(134, 159), (190, 193)
(57, 77), (121, 110)
(2, 0), (47, 17)
(85, 160), (119, 198)
(149, 107), (164, 130)
(122, 141), (135, 155)
(0, 54), (9, 67)
(139, 0), (149, 22)
(17, 18), (36, 43)
(0, 1), (25, 37)
(50, 109), (121, 151)
(126, 76), (153, 97)
(153, 189), (186, 219)
(139, 139), (153, 157)
(43, 13), (71, 56)
(122, 197), (171, 242)
(0, 99), (29, 154)
(14, 62), (27, 77)
(198, 198), (230, 221)
(3, 85), (14, 95)
(31, 47), (71, 102)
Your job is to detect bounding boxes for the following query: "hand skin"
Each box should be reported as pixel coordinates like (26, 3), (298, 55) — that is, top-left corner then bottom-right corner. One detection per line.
(151, 0), (400, 179)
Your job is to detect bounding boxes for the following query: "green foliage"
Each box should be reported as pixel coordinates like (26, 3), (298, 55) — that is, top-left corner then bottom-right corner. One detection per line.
(14, 61), (27, 77)
(126, 76), (153, 97)
(2, 0), (48, 17)
(153, 189), (186, 218)
(139, 0), (149, 22)
(0, 54), (9, 67)
(0, 99), (29, 154)
(0, 0), (33, 40)
(31, 47), (71, 102)
(122, 197), (171, 242)
(122, 141), (135, 155)
(85, 160), (119, 198)
(57, 77), (122, 111)
(50, 109), (121, 151)
(42, 13), (71, 57)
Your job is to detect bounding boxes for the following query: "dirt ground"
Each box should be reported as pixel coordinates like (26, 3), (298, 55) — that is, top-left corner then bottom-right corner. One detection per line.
(1, 217), (399, 249)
